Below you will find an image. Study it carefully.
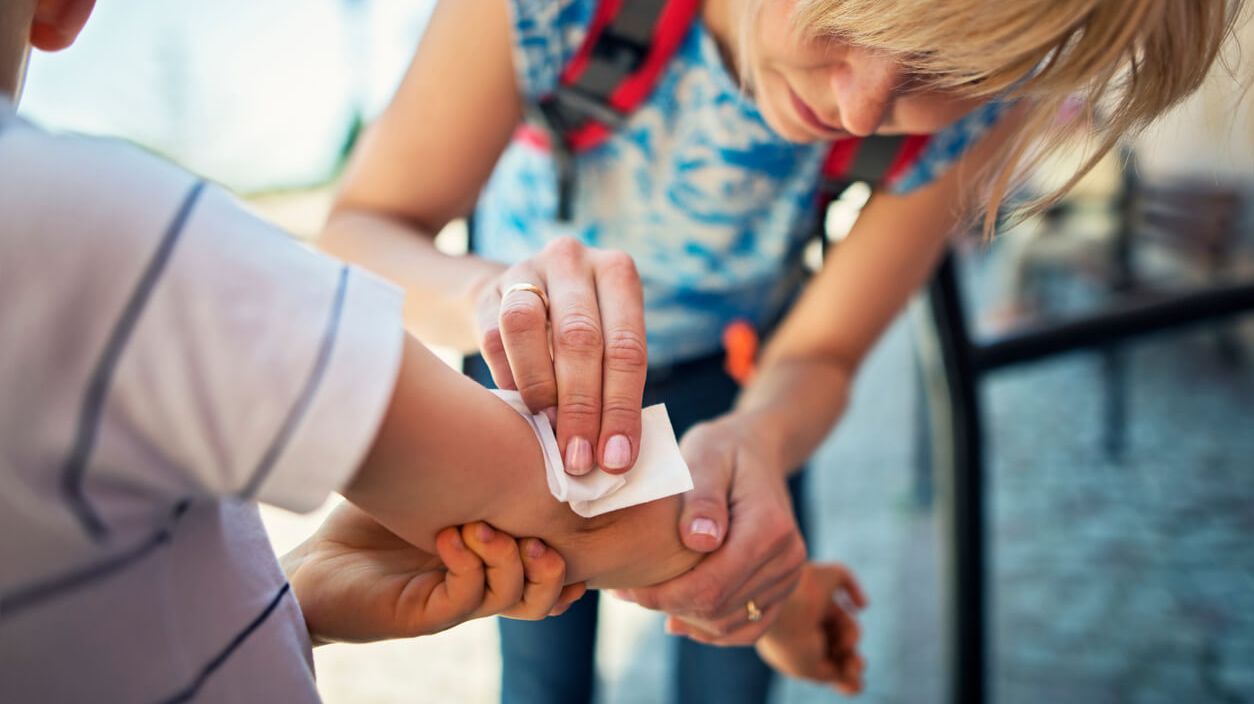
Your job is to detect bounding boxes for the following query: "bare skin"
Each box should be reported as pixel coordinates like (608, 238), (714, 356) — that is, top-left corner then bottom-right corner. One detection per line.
(322, 0), (1023, 644)
(344, 337), (702, 590)
(5, 3), (871, 689)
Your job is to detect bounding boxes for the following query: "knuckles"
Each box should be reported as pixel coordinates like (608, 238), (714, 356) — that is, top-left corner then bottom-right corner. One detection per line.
(680, 576), (732, 622)
(602, 328), (648, 371)
(543, 235), (589, 266)
(498, 296), (547, 337)
(555, 390), (601, 422)
(479, 327), (507, 361)
(596, 250), (641, 285)
(553, 313), (604, 354)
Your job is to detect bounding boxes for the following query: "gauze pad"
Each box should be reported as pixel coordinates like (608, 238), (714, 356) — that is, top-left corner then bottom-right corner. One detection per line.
(492, 390), (693, 517)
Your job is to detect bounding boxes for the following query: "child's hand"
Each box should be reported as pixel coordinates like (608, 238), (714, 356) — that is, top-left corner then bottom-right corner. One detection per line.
(754, 562), (868, 695)
(283, 502), (586, 645)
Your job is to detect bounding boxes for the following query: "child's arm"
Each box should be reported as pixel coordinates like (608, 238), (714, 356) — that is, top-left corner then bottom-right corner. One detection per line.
(752, 563), (868, 695)
(0, 114), (689, 602)
(279, 332), (701, 645)
(342, 335), (702, 590)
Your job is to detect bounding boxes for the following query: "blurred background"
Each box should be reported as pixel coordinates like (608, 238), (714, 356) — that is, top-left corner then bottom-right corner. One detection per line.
(19, 2), (1254, 702)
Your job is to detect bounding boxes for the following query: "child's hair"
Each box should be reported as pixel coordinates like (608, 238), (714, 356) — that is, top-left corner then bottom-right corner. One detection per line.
(745, 0), (1246, 233)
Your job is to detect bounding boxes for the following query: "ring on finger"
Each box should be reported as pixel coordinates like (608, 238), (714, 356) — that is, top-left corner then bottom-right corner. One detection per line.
(503, 282), (549, 311)
(745, 599), (763, 623)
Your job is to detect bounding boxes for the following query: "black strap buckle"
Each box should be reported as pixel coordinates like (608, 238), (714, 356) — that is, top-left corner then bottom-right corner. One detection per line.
(591, 25), (649, 76)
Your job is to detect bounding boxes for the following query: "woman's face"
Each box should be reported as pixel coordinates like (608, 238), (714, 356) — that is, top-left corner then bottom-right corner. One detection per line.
(745, 0), (984, 143)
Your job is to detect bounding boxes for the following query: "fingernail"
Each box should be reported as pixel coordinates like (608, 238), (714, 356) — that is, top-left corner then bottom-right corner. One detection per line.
(603, 434), (632, 470)
(526, 539), (546, 559)
(450, 532), (465, 550)
(542, 407), (558, 426)
(689, 518), (720, 540)
(566, 437), (593, 475)
(609, 589), (633, 602)
(476, 523), (495, 542)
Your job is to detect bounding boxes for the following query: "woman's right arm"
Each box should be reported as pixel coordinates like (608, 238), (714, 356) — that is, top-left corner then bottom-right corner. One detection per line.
(322, 0), (652, 478)
(320, 0), (521, 352)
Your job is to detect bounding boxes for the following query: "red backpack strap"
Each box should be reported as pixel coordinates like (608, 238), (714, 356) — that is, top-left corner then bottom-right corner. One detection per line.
(820, 134), (932, 194)
(519, 0), (701, 220)
(813, 134), (932, 257)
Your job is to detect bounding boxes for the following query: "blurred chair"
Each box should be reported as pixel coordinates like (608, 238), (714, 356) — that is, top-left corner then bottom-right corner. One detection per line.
(912, 147), (1254, 704)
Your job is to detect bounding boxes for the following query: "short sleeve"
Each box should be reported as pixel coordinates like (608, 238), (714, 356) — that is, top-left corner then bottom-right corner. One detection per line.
(99, 183), (406, 515)
(0, 122), (404, 543)
(888, 99), (1017, 195)
(508, 0), (597, 103)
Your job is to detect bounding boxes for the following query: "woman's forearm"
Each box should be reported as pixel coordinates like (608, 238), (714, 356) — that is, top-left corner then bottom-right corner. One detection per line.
(732, 354), (854, 477)
(320, 209), (502, 352)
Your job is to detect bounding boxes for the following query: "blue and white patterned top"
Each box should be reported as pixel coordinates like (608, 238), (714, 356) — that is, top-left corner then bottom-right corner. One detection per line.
(476, 0), (1011, 366)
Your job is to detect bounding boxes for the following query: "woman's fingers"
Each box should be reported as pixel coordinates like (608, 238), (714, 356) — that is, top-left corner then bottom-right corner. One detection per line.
(665, 600), (785, 645)
(675, 564), (801, 642)
(543, 237), (606, 475)
(475, 240), (647, 479)
(591, 249), (646, 474)
(499, 282), (558, 411)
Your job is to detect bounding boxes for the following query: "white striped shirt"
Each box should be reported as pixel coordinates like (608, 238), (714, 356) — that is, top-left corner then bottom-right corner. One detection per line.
(0, 99), (404, 702)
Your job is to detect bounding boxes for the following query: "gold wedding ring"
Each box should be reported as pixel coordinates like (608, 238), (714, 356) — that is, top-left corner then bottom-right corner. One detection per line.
(746, 599), (763, 623)
(503, 283), (549, 311)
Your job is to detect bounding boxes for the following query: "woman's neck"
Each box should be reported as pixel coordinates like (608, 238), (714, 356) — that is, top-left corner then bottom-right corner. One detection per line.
(701, 0), (742, 77)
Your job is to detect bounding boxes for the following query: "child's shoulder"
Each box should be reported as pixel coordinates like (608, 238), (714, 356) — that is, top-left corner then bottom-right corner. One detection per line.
(1, 113), (201, 258)
(2, 112), (194, 198)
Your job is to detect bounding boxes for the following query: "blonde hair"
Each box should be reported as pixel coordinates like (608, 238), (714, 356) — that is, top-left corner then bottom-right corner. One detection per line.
(749, 0), (1246, 233)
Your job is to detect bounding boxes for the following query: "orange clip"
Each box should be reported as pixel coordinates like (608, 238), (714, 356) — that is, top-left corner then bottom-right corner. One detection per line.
(722, 319), (759, 386)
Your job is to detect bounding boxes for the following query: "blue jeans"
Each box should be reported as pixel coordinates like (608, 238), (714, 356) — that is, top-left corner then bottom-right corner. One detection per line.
(464, 353), (810, 704)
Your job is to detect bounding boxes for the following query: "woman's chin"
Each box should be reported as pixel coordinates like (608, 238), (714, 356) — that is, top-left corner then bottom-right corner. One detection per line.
(763, 115), (821, 144)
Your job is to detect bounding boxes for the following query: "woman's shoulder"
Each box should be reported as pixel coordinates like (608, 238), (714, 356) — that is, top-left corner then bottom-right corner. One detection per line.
(509, 0), (599, 102)
(889, 99), (1018, 195)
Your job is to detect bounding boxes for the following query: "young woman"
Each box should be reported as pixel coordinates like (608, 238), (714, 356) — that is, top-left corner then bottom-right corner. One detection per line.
(321, 0), (1241, 701)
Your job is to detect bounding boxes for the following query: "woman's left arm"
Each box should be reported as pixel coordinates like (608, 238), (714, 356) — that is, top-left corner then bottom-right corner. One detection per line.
(624, 108), (1026, 644)
(736, 108), (1027, 471)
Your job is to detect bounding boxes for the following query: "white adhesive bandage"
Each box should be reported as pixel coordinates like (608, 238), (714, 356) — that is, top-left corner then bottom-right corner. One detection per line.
(492, 390), (694, 517)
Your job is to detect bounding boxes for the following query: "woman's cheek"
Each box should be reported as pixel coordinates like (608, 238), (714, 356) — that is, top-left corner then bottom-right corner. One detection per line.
(896, 94), (985, 134)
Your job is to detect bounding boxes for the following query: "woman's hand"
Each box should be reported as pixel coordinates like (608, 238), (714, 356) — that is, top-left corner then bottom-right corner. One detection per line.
(614, 413), (808, 644)
(756, 563), (868, 695)
(282, 502), (586, 646)
(474, 236), (648, 476)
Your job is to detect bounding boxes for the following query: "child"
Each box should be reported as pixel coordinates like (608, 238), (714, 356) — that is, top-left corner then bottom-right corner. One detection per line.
(322, 0), (1242, 701)
(0, 1), (866, 700)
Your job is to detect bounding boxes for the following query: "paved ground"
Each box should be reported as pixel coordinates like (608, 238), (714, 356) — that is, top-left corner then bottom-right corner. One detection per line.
(261, 229), (1254, 704)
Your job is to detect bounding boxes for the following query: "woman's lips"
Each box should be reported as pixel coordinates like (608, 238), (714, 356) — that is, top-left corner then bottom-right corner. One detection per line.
(788, 87), (845, 136)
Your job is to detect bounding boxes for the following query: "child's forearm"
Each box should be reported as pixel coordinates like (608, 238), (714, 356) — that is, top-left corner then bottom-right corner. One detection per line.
(342, 335), (701, 588)
(342, 336), (562, 549)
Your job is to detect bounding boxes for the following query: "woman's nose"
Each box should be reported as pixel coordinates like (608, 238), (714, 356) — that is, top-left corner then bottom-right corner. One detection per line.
(831, 48), (900, 137)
